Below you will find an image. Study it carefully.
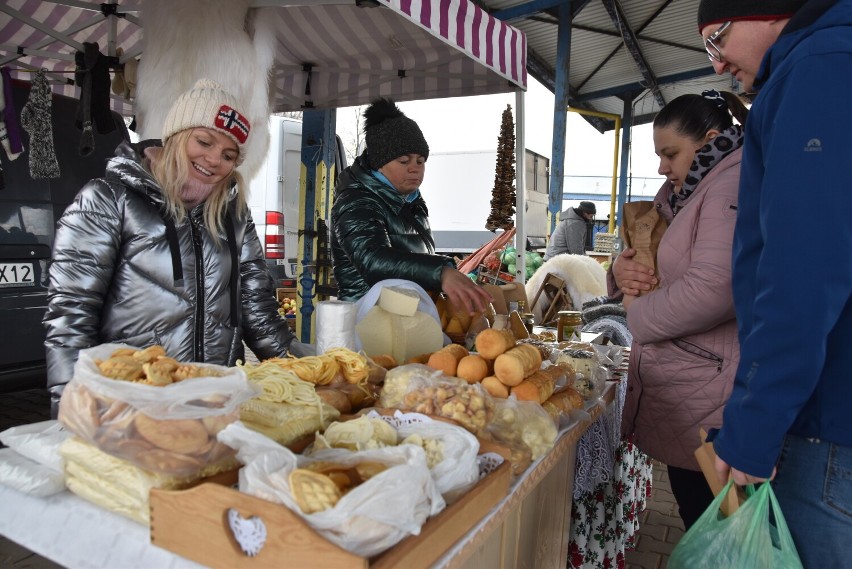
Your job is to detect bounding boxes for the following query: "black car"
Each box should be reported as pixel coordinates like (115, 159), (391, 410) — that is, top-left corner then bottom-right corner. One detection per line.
(0, 79), (127, 393)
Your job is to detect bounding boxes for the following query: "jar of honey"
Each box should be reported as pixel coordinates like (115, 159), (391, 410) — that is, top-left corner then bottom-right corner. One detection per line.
(556, 310), (583, 342)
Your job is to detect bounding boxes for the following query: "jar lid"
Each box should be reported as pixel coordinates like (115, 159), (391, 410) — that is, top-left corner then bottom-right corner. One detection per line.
(557, 310), (581, 316)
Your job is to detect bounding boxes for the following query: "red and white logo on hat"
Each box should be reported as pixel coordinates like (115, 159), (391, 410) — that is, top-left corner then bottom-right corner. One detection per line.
(215, 105), (250, 144)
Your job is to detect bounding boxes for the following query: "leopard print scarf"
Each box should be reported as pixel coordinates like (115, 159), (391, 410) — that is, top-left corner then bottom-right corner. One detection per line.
(670, 124), (744, 216)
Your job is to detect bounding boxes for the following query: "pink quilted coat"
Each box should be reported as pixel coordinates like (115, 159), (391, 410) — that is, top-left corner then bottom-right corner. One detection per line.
(621, 148), (742, 470)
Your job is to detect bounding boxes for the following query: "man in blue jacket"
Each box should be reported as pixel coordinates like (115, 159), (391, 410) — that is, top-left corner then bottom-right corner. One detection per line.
(698, 0), (852, 564)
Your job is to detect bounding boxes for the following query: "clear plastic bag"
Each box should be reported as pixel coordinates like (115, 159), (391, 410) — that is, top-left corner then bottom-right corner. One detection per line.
(364, 410), (480, 502)
(58, 343), (259, 476)
(218, 422), (445, 558)
(0, 419), (71, 472)
(669, 480), (803, 569)
(0, 448), (66, 497)
(379, 364), (495, 435)
(485, 396), (558, 460)
(353, 279), (441, 351)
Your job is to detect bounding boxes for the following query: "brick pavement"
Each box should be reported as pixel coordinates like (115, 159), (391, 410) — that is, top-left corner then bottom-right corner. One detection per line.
(625, 460), (685, 569)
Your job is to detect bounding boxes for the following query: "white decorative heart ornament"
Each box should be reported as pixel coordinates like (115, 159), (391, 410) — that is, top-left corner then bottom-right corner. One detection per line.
(227, 508), (267, 557)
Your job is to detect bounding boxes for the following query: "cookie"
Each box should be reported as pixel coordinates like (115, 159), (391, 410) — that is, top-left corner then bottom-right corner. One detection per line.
(289, 469), (342, 514)
(134, 447), (205, 473)
(134, 414), (209, 454)
(58, 385), (100, 441)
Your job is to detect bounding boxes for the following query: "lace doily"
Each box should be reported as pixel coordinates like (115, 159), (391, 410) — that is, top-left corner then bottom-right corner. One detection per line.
(573, 374), (628, 499)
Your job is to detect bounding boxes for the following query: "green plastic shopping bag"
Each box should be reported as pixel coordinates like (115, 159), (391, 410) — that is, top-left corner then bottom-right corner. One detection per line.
(668, 480), (803, 569)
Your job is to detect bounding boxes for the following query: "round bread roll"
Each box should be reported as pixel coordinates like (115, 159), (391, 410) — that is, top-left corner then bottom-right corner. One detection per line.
(456, 354), (489, 383)
(316, 387), (353, 414)
(481, 375), (509, 398)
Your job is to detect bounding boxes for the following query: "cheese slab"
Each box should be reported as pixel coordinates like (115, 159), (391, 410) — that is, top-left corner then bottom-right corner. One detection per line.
(378, 286), (421, 317)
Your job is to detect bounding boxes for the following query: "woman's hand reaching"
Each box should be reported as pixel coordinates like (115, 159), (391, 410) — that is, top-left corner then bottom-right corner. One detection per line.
(613, 247), (657, 296)
(440, 267), (493, 314)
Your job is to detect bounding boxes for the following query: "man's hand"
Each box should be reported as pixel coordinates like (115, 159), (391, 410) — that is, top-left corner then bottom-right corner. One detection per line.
(440, 267), (493, 314)
(612, 248), (657, 296)
(714, 455), (775, 486)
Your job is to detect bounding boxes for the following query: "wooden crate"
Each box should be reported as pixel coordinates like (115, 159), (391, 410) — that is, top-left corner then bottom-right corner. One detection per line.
(276, 287), (297, 303)
(149, 461), (511, 569)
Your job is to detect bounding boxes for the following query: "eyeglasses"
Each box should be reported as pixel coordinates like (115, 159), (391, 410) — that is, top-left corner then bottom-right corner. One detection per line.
(704, 21), (731, 62)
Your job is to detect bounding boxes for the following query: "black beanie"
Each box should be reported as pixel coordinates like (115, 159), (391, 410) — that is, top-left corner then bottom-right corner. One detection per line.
(698, 0), (807, 32)
(363, 97), (429, 170)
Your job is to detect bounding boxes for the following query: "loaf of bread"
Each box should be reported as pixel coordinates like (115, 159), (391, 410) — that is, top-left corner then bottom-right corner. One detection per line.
(474, 328), (516, 359)
(510, 364), (568, 403)
(541, 388), (584, 419)
(493, 344), (543, 386)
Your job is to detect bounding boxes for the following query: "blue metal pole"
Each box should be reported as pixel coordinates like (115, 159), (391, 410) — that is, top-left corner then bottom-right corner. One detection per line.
(298, 109), (337, 343)
(548, 0), (572, 235)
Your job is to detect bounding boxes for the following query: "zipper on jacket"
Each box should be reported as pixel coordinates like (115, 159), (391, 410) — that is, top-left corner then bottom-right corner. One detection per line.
(189, 214), (205, 362)
(671, 338), (723, 373)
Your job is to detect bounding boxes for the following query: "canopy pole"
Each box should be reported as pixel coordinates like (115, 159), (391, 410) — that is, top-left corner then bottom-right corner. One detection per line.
(547, 0), (573, 236)
(514, 88), (526, 285)
(567, 107), (621, 233)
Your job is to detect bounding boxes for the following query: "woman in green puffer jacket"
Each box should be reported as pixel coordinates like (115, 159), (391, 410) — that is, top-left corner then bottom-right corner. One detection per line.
(330, 98), (491, 314)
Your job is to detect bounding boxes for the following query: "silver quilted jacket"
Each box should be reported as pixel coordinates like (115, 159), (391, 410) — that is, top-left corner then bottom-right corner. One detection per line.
(44, 141), (294, 407)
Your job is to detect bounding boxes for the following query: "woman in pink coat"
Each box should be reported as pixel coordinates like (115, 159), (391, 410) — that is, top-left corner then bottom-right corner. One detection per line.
(610, 90), (749, 529)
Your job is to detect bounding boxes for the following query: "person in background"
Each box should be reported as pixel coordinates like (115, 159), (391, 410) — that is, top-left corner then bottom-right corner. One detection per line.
(544, 200), (596, 259)
(330, 97), (492, 314)
(696, 0), (852, 563)
(611, 90), (749, 529)
(44, 79), (303, 415)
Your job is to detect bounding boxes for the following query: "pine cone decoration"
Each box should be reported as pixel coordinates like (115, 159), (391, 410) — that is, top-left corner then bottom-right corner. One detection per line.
(486, 105), (516, 231)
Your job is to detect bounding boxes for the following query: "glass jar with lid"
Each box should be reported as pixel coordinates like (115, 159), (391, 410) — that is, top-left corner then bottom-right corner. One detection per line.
(557, 310), (583, 342)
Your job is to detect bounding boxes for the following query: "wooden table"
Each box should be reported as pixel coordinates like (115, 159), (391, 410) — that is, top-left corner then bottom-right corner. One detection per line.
(0, 385), (615, 569)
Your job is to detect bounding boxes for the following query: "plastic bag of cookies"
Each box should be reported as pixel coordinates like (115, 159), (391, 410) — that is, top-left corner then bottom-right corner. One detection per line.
(58, 343), (259, 476)
(218, 422), (445, 558)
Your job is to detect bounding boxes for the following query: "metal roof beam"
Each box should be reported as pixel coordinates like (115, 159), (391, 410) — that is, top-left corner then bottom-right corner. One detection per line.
(527, 50), (610, 133)
(576, 67), (718, 102)
(491, 0), (593, 21)
(601, 0), (665, 108)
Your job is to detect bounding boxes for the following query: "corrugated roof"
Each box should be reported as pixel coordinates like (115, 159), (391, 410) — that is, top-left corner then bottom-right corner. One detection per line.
(481, 0), (741, 131)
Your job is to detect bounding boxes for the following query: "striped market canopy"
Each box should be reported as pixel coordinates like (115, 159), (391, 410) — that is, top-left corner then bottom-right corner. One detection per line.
(0, 0), (526, 115)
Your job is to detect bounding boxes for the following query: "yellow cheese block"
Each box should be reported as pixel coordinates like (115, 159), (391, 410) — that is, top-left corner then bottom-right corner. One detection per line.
(390, 311), (444, 364)
(355, 305), (394, 357)
(378, 286), (421, 317)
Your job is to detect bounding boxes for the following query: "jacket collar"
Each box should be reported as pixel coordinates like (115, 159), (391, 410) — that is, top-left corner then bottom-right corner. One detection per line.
(755, 0), (850, 91)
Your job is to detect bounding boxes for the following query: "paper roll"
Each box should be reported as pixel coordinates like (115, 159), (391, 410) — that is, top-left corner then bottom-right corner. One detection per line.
(316, 300), (358, 354)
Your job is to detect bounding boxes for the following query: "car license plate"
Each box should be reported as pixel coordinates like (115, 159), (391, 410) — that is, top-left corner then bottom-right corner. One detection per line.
(0, 262), (36, 288)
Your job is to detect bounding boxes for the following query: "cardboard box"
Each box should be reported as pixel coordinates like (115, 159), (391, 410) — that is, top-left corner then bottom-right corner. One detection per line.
(149, 461), (511, 569)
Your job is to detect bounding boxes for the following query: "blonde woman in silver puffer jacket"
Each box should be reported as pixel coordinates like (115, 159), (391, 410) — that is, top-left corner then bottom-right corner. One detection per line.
(44, 79), (300, 414)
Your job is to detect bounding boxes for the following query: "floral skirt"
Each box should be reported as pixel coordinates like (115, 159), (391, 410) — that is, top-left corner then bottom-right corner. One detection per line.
(568, 439), (652, 569)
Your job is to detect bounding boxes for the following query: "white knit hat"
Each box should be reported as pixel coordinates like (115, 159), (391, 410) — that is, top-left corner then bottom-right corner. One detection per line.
(161, 78), (251, 163)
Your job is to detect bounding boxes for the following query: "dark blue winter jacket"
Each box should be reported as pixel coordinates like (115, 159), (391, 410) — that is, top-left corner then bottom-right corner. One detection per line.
(714, 0), (852, 477)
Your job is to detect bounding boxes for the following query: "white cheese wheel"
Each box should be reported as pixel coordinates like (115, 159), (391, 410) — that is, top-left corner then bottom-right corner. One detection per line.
(390, 311), (444, 364)
(355, 306), (394, 357)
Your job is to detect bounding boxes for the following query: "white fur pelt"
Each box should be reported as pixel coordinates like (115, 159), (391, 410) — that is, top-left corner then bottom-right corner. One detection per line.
(135, 0), (276, 180)
(525, 254), (607, 322)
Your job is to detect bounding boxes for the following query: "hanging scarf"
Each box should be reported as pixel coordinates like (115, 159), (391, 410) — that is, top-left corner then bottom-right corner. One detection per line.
(669, 124), (744, 216)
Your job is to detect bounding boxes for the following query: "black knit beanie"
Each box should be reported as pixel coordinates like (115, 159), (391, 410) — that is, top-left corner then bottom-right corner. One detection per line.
(698, 0), (807, 31)
(363, 97), (429, 170)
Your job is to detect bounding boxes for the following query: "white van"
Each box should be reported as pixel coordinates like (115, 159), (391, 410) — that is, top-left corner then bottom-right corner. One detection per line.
(247, 116), (303, 286)
(247, 115), (347, 288)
